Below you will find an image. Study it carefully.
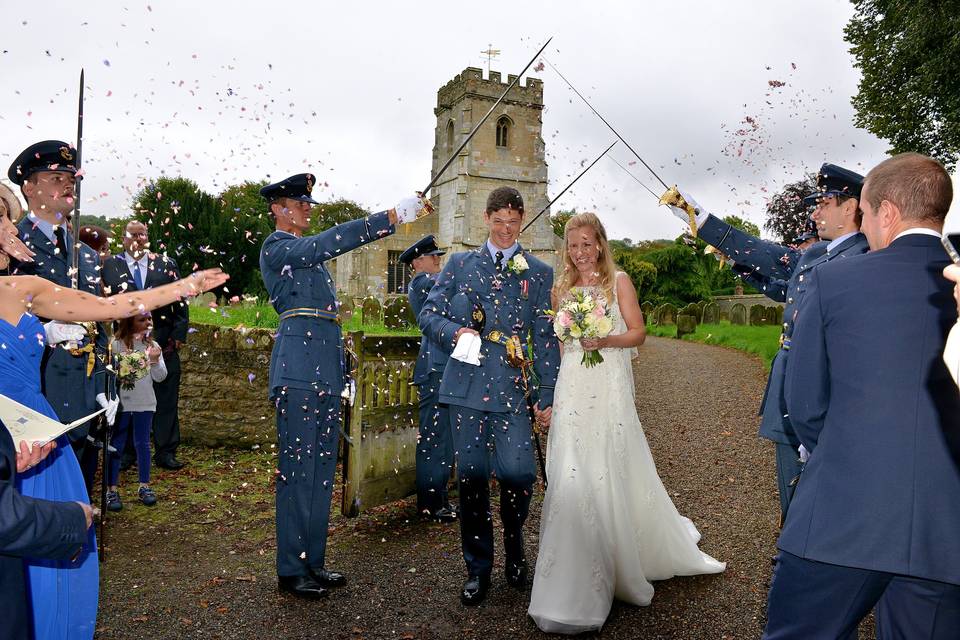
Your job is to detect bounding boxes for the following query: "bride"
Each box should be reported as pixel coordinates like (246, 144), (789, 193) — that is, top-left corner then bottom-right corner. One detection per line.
(527, 212), (725, 634)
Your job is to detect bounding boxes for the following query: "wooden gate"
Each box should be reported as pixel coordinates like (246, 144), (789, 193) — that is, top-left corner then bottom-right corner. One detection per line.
(340, 331), (421, 517)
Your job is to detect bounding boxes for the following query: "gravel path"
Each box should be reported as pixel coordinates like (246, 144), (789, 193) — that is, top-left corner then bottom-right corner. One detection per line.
(97, 336), (782, 639)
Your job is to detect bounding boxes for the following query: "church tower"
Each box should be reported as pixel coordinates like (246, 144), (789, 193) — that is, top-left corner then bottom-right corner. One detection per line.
(334, 66), (555, 300)
(431, 67), (556, 261)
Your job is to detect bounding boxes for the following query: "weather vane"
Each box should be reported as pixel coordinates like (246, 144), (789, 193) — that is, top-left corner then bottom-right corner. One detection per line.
(480, 44), (500, 73)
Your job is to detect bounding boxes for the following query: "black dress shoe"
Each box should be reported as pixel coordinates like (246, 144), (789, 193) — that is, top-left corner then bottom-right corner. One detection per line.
(505, 557), (528, 589)
(278, 575), (329, 599)
(461, 574), (490, 606)
(432, 506), (458, 523)
(309, 568), (346, 588)
(155, 455), (185, 470)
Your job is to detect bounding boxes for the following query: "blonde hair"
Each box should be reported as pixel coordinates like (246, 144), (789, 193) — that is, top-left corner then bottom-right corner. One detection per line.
(553, 212), (618, 304)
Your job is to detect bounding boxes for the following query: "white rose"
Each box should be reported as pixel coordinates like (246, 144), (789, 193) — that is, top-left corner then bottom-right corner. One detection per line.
(510, 254), (529, 273)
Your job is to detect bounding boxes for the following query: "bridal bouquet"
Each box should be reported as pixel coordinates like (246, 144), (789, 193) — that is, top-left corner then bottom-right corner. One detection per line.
(116, 351), (150, 390)
(551, 290), (614, 368)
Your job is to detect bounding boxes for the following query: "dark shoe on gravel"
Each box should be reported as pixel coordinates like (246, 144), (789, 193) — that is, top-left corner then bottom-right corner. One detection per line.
(106, 490), (122, 512)
(278, 575), (329, 600)
(138, 486), (157, 506)
(309, 568), (346, 588)
(461, 574), (490, 606)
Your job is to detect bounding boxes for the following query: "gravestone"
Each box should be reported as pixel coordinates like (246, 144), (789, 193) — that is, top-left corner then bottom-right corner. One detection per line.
(719, 308), (730, 322)
(361, 296), (383, 326)
(682, 303), (702, 323)
(765, 306), (779, 325)
(384, 297), (414, 330)
(640, 301), (654, 322)
(749, 304), (767, 326)
(657, 303), (677, 326)
(702, 302), (719, 325)
(730, 303), (747, 325)
(338, 296), (355, 324)
(677, 313), (697, 338)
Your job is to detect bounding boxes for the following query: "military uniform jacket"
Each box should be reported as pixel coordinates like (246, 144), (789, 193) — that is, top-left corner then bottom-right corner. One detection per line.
(408, 272), (448, 385)
(101, 253), (190, 349)
(732, 264), (787, 302)
(756, 233), (869, 445)
(13, 217), (107, 431)
(419, 245), (560, 413)
(260, 211), (394, 399)
(782, 234), (960, 586)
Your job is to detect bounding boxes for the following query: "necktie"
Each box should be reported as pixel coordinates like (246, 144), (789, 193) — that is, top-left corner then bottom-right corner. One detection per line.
(133, 261), (144, 290)
(495, 250), (505, 273)
(53, 226), (67, 256)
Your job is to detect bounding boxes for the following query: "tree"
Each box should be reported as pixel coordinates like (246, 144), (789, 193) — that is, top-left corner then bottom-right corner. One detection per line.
(309, 199), (368, 233)
(763, 174), (816, 243)
(549, 209), (575, 238)
(845, 1), (960, 169)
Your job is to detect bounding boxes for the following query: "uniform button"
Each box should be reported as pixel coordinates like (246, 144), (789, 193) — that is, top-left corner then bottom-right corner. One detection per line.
(783, 323), (789, 329)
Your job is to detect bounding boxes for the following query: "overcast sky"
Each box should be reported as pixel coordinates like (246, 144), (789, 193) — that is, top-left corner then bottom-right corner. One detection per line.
(0, 0), (893, 241)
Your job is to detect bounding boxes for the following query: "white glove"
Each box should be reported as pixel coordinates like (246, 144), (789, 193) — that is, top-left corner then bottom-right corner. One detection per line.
(394, 194), (434, 224)
(798, 444), (810, 464)
(666, 189), (711, 228)
(43, 321), (86, 346)
(96, 393), (119, 426)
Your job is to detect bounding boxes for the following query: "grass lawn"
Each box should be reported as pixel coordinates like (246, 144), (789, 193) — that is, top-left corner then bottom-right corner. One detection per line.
(647, 320), (781, 371)
(188, 300), (419, 336)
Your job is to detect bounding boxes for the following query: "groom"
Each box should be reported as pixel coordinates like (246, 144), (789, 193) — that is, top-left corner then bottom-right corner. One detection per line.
(420, 187), (559, 605)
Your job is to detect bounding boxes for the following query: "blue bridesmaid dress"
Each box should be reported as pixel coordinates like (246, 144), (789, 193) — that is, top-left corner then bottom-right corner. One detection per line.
(2, 313), (98, 639)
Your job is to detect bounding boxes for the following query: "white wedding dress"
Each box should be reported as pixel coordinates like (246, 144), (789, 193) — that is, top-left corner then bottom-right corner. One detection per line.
(528, 285), (725, 634)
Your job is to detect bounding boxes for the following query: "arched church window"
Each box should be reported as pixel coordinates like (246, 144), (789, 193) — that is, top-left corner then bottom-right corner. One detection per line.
(446, 120), (455, 152)
(496, 116), (511, 148)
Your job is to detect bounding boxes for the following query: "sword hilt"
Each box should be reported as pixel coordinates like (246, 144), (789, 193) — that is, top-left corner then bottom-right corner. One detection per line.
(659, 186), (699, 237)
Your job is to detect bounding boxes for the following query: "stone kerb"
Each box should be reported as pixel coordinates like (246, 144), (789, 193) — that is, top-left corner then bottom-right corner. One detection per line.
(749, 304), (767, 326)
(657, 303), (677, 326)
(702, 302), (720, 325)
(730, 303), (747, 325)
(178, 323), (276, 447)
(361, 296), (383, 325)
(384, 297), (414, 330)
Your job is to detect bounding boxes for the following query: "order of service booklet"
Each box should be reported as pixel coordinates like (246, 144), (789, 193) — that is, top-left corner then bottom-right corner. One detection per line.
(0, 393), (105, 446)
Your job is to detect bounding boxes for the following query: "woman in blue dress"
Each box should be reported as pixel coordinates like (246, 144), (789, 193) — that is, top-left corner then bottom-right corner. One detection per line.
(0, 235), (227, 640)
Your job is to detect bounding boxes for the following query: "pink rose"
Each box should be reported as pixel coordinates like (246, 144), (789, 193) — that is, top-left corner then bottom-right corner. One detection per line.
(592, 304), (606, 319)
(557, 310), (573, 328)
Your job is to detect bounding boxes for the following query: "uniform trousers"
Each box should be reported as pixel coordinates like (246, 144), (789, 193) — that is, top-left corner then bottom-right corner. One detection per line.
(449, 403), (536, 578)
(764, 550), (960, 639)
(275, 388), (341, 577)
(415, 372), (453, 514)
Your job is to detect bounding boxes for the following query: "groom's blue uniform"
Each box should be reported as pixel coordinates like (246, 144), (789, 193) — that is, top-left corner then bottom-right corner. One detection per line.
(419, 242), (559, 577)
(408, 270), (454, 515)
(766, 233), (960, 639)
(699, 214), (869, 520)
(261, 210), (395, 578)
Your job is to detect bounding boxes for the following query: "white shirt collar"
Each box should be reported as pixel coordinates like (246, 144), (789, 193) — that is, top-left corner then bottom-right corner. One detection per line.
(485, 239), (519, 263)
(124, 252), (149, 269)
(893, 228), (942, 241)
(27, 212), (60, 244)
(826, 231), (859, 252)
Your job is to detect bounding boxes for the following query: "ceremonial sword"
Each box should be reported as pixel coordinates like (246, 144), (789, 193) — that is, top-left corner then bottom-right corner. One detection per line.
(543, 58), (700, 234)
(71, 69), (84, 289)
(421, 37), (553, 197)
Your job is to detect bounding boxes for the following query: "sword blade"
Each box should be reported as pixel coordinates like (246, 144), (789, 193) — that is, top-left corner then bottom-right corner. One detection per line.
(71, 68), (84, 289)
(608, 155), (660, 200)
(545, 58), (670, 190)
(521, 140), (617, 234)
(422, 36), (553, 196)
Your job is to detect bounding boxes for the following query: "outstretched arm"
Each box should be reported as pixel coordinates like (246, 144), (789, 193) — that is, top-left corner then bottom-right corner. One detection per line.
(1, 269), (228, 324)
(261, 212), (395, 272)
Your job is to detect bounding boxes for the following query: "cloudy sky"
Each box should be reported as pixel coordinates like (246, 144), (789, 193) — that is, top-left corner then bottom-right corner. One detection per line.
(0, 0), (891, 241)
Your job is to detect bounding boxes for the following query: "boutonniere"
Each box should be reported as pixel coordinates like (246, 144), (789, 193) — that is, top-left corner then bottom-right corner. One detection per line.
(508, 253), (529, 275)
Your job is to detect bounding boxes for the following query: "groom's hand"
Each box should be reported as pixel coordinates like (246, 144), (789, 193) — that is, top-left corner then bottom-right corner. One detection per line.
(534, 403), (552, 432)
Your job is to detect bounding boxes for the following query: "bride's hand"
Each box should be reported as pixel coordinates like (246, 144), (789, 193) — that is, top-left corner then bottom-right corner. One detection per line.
(579, 337), (608, 351)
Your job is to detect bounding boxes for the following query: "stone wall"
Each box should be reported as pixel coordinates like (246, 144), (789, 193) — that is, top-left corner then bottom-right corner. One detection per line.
(178, 324), (277, 447)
